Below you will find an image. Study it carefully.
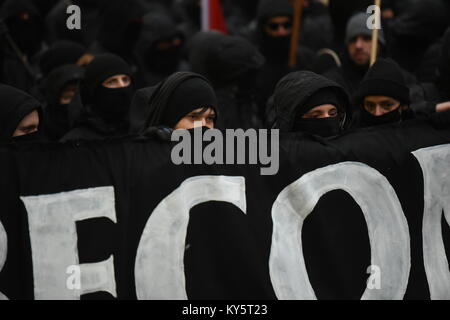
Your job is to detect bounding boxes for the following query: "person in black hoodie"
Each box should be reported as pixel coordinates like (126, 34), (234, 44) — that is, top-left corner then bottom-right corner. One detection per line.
(252, 0), (315, 116)
(134, 11), (187, 88)
(38, 40), (86, 77)
(269, 71), (351, 138)
(129, 72), (217, 135)
(0, 0), (44, 92)
(62, 54), (134, 141)
(353, 58), (414, 128)
(189, 31), (265, 129)
(0, 84), (44, 142)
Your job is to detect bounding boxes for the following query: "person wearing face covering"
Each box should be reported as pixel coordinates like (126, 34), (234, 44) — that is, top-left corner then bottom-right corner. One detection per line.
(134, 11), (188, 88)
(62, 54), (134, 141)
(353, 58), (414, 128)
(270, 71), (351, 138)
(129, 72), (217, 136)
(0, 0), (44, 93)
(0, 84), (45, 142)
(188, 31), (265, 129)
(38, 40), (86, 77)
(251, 0), (315, 117)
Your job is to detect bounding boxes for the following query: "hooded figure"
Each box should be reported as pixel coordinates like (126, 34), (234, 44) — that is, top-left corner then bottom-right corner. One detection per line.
(0, 0), (44, 92)
(129, 72), (217, 135)
(62, 54), (134, 141)
(323, 12), (387, 98)
(189, 31), (265, 129)
(38, 40), (86, 77)
(0, 84), (44, 142)
(40, 64), (84, 141)
(270, 71), (351, 138)
(134, 11), (187, 88)
(253, 0), (315, 118)
(353, 58), (414, 128)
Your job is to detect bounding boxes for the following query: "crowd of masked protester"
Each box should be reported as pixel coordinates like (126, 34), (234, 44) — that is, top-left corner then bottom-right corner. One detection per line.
(0, 0), (450, 143)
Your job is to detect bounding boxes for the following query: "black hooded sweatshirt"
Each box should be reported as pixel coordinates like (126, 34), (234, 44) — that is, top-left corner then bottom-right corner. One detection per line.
(40, 64), (84, 141)
(62, 54), (134, 141)
(189, 31), (265, 129)
(129, 72), (217, 135)
(270, 71), (352, 136)
(0, 84), (43, 142)
(0, 0), (43, 92)
(134, 11), (188, 88)
(252, 0), (316, 117)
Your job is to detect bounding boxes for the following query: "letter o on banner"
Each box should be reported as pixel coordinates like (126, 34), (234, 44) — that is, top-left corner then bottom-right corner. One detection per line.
(269, 162), (410, 300)
(0, 220), (8, 300)
(413, 144), (450, 299)
(135, 176), (247, 300)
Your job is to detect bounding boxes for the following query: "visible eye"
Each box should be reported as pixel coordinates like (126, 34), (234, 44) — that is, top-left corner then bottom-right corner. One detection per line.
(329, 109), (338, 117)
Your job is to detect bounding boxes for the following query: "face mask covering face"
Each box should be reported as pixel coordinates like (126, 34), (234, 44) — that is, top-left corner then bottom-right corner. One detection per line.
(11, 130), (44, 143)
(94, 86), (133, 123)
(293, 117), (341, 137)
(361, 107), (402, 127)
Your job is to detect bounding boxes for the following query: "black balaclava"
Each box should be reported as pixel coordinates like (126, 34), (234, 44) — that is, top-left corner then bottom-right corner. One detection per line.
(162, 77), (218, 128)
(39, 41), (86, 76)
(0, 84), (43, 142)
(83, 54), (133, 123)
(42, 64), (84, 140)
(256, 0), (293, 63)
(355, 58), (410, 128)
(137, 12), (184, 74)
(293, 87), (344, 137)
(0, 0), (43, 58)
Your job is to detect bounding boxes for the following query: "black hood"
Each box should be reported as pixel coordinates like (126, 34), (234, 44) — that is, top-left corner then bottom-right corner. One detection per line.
(39, 41), (86, 76)
(189, 31), (264, 89)
(0, 84), (42, 140)
(135, 11), (182, 59)
(271, 71), (351, 132)
(256, 0), (293, 26)
(0, 0), (43, 56)
(41, 64), (84, 107)
(129, 72), (217, 134)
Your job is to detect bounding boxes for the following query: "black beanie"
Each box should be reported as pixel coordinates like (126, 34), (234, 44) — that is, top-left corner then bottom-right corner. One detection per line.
(296, 87), (343, 118)
(355, 58), (410, 106)
(84, 54), (132, 95)
(162, 77), (218, 128)
(39, 41), (86, 76)
(257, 0), (293, 24)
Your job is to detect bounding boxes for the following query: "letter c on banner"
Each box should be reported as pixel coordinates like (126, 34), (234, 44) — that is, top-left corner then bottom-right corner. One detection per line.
(0, 220), (8, 300)
(269, 162), (410, 300)
(135, 176), (246, 300)
(413, 144), (450, 299)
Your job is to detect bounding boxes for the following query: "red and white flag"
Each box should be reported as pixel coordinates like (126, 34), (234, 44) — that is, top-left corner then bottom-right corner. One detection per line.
(201, 0), (228, 34)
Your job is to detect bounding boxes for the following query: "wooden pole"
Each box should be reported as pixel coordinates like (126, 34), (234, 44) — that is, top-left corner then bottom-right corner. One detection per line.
(370, 0), (381, 66)
(289, 0), (304, 68)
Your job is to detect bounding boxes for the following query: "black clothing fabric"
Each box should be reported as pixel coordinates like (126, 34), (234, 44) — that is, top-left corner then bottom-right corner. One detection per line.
(62, 54), (133, 141)
(354, 58), (410, 107)
(40, 64), (84, 141)
(0, 84), (42, 141)
(270, 71), (351, 135)
(134, 11), (187, 88)
(39, 41), (86, 76)
(129, 72), (217, 134)
(189, 32), (265, 129)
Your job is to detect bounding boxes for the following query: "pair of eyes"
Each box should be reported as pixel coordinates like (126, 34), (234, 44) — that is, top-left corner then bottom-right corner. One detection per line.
(186, 114), (216, 122)
(364, 101), (398, 111)
(303, 108), (338, 119)
(103, 76), (131, 87)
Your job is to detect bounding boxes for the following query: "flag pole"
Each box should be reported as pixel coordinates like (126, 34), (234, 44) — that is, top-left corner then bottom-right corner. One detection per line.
(289, 0), (304, 68)
(370, 0), (381, 66)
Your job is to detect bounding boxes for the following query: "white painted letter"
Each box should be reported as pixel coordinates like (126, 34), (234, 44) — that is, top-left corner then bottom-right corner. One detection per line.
(66, 5), (81, 30)
(269, 162), (410, 300)
(21, 187), (117, 300)
(135, 176), (246, 300)
(413, 144), (450, 299)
